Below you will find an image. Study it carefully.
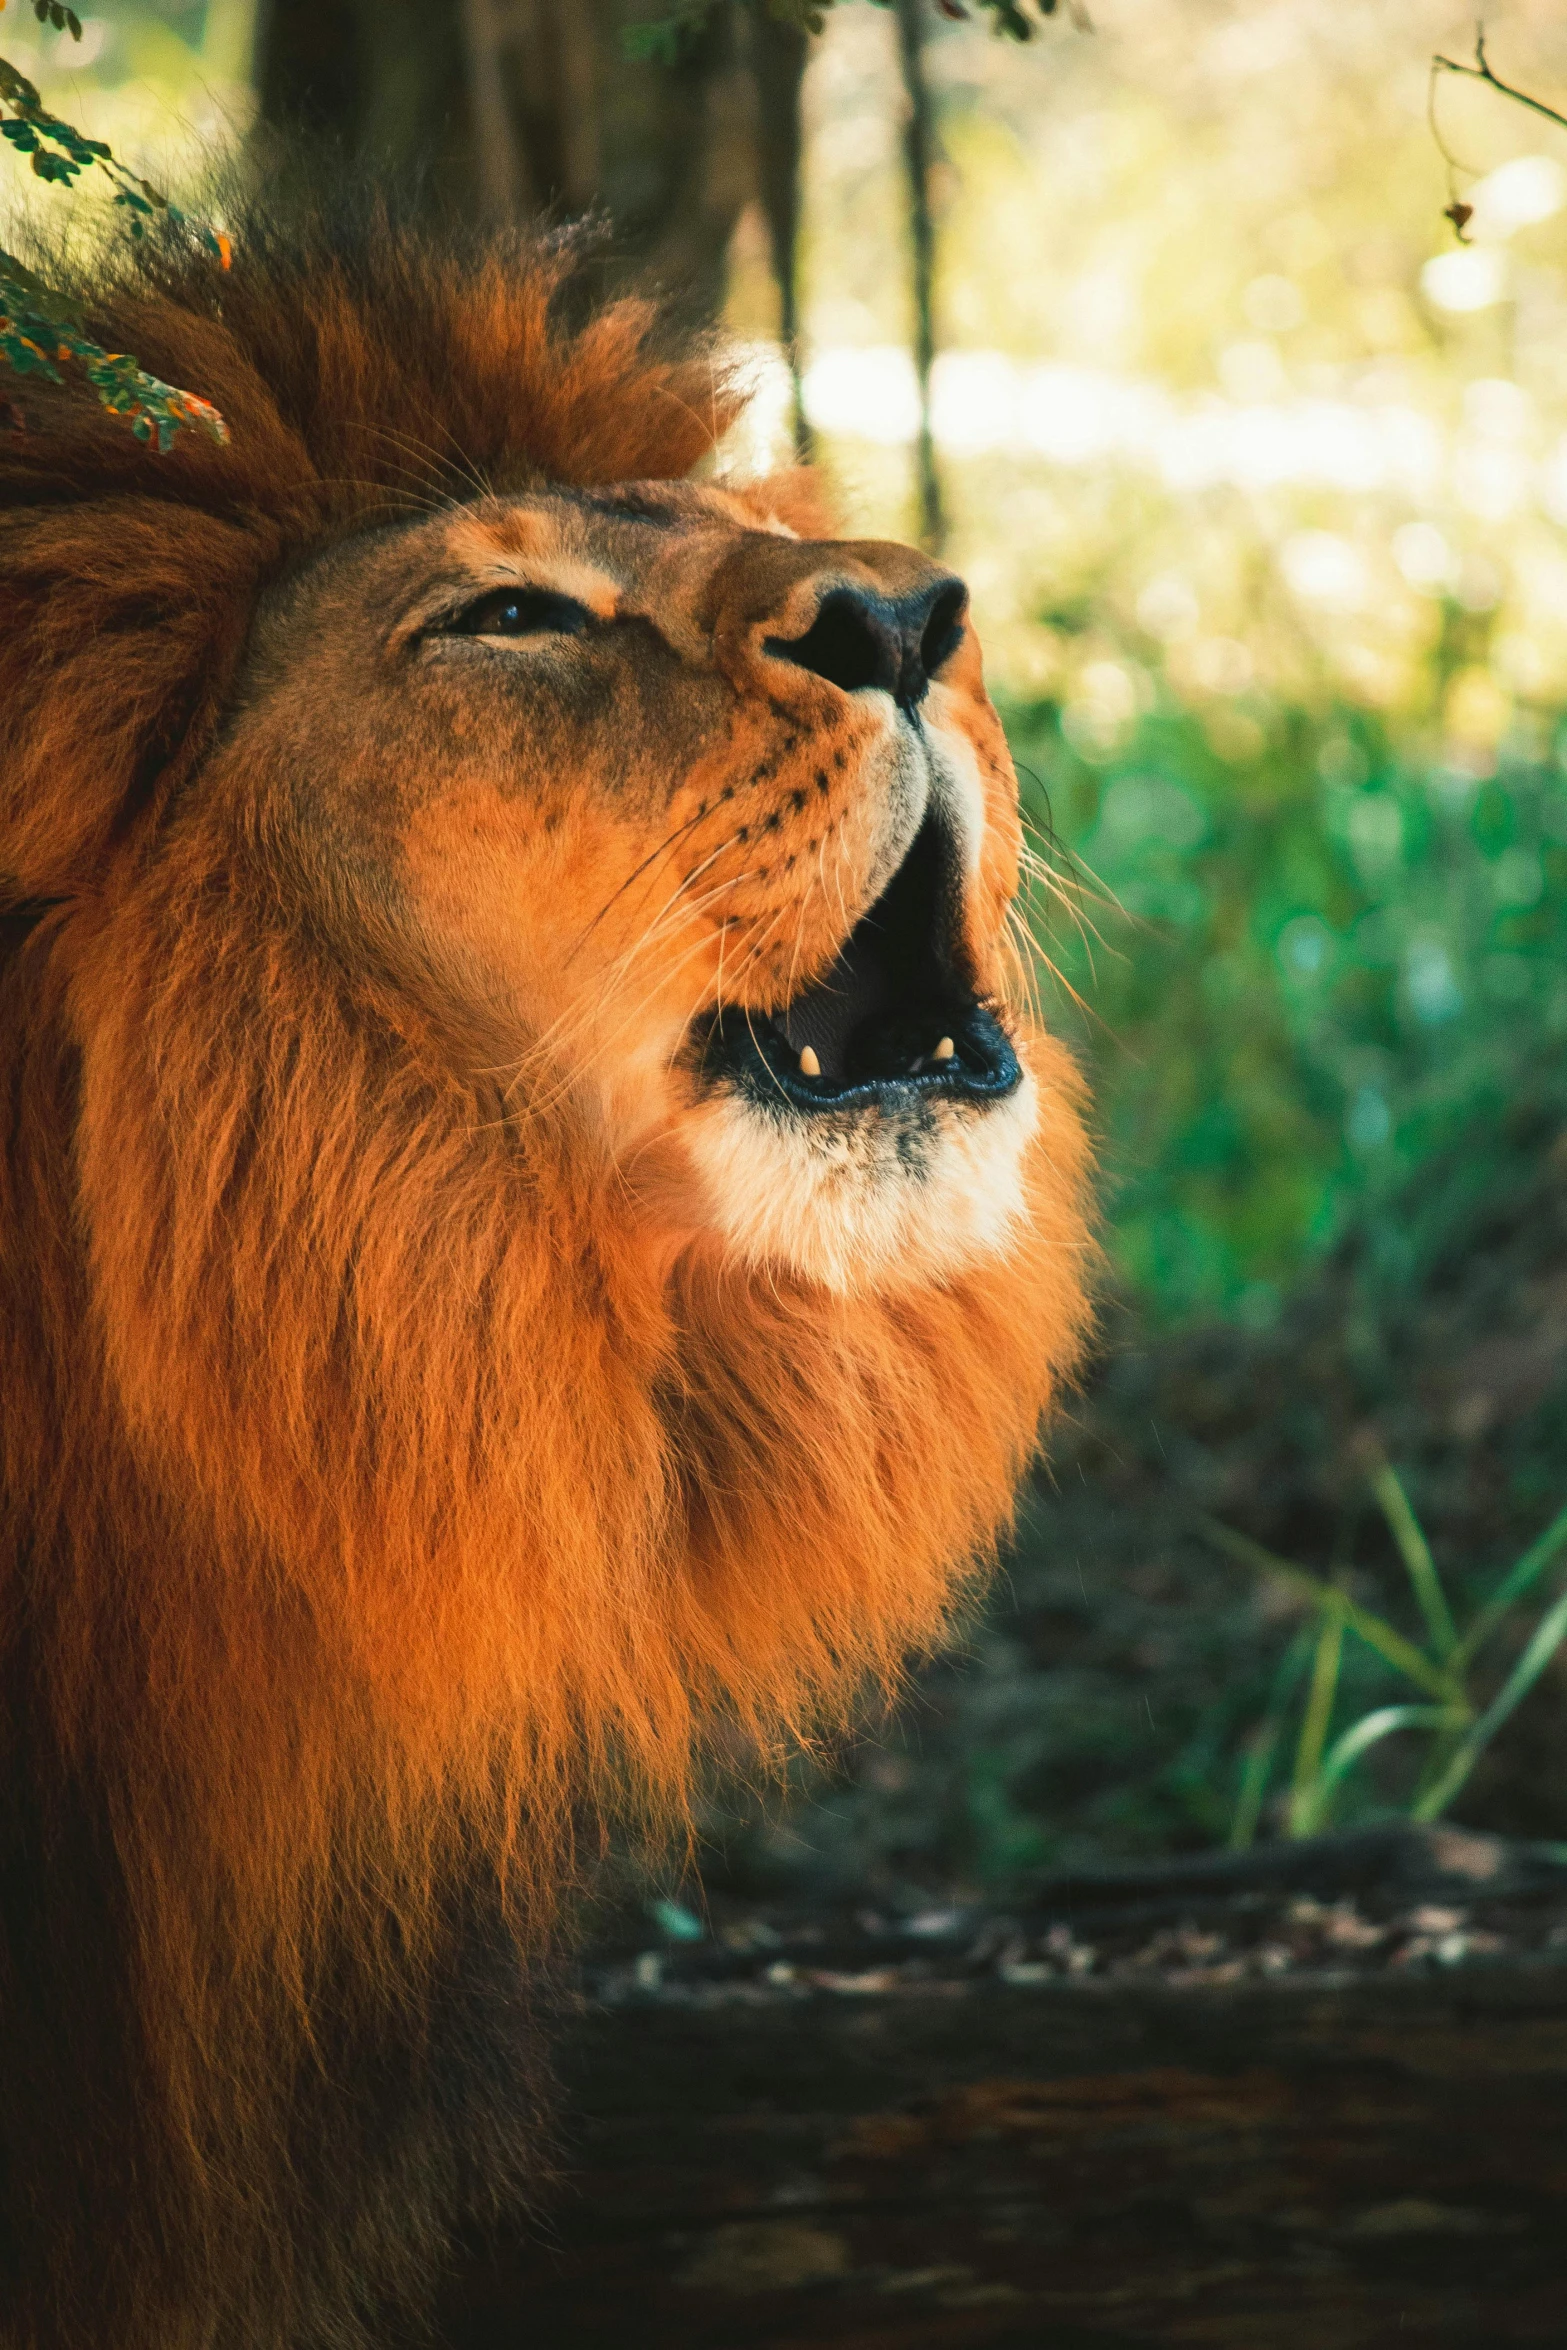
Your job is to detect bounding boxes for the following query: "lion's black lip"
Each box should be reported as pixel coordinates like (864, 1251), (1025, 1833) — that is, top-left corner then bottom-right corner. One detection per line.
(702, 998), (1022, 1112)
(695, 812), (1023, 1113)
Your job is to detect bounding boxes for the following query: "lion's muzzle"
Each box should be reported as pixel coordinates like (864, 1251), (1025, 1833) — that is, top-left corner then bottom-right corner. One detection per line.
(695, 806), (1022, 1117)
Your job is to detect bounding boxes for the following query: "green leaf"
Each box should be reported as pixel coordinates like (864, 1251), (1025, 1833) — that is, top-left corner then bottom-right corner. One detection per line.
(1452, 1497), (1567, 1671)
(1228, 1625), (1314, 1848)
(1287, 1595), (1346, 1836)
(1366, 1454), (1459, 1660)
(0, 60), (44, 105)
(1413, 1581), (1567, 1822)
(0, 247), (81, 320)
(0, 324), (64, 383)
(1312, 1703), (1469, 1814)
(1198, 1517), (1461, 1702)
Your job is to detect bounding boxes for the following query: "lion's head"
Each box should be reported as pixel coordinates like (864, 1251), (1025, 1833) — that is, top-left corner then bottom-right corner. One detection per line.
(216, 470), (1035, 1292)
(0, 198), (1091, 1920)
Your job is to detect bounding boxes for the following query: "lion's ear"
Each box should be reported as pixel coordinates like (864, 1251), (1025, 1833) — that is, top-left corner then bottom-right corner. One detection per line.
(727, 466), (840, 541)
(0, 502), (263, 900)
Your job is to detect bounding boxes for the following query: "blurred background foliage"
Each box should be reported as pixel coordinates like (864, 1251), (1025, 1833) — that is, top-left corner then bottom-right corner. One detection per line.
(7, 0), (1567, 1881)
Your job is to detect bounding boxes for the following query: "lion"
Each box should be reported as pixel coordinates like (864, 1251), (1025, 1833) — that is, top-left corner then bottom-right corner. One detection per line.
(0, 189), (1091, 2349)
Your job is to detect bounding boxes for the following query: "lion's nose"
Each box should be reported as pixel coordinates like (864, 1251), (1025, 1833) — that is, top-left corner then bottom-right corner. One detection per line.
(764, 575), (968, 711)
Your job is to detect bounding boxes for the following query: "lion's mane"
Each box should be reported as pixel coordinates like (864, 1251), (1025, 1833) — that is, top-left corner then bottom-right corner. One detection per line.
(0, 193), (1091, 2348)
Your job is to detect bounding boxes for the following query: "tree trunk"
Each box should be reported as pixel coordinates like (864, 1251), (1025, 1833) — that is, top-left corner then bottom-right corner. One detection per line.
(745, 6), (811, 452)
(894, 0), (944, 552)
(253, 0), (807, 329)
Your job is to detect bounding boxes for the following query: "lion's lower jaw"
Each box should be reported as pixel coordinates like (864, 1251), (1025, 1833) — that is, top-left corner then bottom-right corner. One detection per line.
(683, 1071), (1039, 1294)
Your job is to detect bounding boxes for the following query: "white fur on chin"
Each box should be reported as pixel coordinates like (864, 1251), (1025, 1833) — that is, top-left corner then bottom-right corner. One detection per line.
(684, 1067), (1039, 1294)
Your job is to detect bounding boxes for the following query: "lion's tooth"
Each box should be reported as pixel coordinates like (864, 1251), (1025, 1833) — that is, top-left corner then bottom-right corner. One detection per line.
(933, 1036), (956, 1062)
(798, 1045), (821, 1078)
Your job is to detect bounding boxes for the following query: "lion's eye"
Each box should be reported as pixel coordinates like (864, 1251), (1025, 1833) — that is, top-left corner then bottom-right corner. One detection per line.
(448, 587), (593, 639)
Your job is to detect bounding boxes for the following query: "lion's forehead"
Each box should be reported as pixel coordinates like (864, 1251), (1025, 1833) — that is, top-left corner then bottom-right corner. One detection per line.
(259, 486), (778, 666)
(435, 482), (745, 588)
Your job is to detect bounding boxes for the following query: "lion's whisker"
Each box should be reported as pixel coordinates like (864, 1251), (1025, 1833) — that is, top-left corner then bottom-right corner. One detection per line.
(781, 866), (822, 1010)
(481, 929), (726, 1131)
(344, 417), (497, 510)
(570, 801), (719, 958)
(486, 870), (764, 1109)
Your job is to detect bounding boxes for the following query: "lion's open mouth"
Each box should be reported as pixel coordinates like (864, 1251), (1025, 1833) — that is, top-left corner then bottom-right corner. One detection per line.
(697, 813), (1022, 1114)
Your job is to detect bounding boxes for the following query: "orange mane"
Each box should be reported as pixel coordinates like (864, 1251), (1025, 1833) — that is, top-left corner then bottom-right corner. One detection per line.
(0, 194), (1091, 2347)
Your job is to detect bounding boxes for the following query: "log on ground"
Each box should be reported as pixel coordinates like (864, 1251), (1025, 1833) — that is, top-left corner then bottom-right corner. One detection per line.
(442, 1827), (1567, 2348)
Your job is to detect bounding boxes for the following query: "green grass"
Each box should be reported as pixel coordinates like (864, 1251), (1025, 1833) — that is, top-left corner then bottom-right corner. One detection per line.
(1207, 1455), (1567, 1843)
(1004, 682), (1567, 1325)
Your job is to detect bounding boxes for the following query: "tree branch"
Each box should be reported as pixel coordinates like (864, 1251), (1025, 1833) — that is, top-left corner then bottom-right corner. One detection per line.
(1433, 24), (1567, 140)
(1430, 24), (1567, 242)
(0, 28), (230, 444)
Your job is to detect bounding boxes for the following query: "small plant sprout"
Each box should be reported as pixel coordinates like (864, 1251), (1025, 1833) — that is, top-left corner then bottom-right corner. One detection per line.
(1205, 1447), (1567, 1845)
